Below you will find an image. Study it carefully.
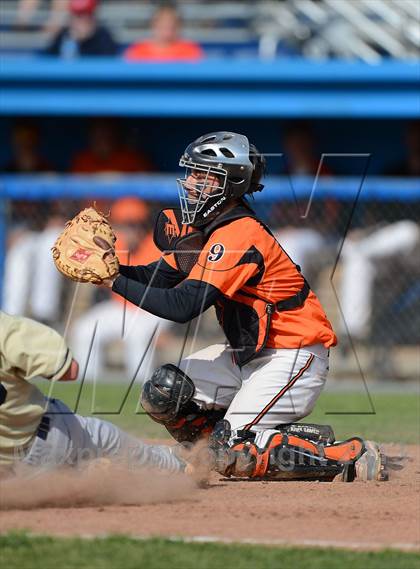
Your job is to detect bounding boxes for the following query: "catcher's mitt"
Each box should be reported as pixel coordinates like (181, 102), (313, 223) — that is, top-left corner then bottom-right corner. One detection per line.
(52, 207), (119, 284)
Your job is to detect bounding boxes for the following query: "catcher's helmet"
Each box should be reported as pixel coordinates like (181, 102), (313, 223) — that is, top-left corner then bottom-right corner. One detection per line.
(177, 131), (265, 226)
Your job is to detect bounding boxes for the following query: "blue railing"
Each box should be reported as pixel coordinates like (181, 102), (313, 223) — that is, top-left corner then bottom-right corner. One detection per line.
(1, 175), (419, 201)
(1, 58), (419, 117)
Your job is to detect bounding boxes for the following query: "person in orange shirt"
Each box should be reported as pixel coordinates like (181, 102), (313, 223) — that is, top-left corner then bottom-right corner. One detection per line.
(124, 5), (203, 62)
(71, 118), (152, 174)
(102, 133), (387, 482)
(71, 118), (154, 212)
(70, 197), (170, 382)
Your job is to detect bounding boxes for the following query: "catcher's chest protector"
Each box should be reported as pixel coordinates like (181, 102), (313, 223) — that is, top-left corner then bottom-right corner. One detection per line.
(154, 206), (309, 366)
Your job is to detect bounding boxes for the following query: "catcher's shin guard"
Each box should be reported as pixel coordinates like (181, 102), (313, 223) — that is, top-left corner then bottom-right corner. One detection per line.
(265, 434), (364, 480)
(209, 422), (364, 481)
(141, 364), (225, 443)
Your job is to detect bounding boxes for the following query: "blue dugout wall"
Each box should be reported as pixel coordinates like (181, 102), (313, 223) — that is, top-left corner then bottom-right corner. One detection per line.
(1, 58), (419, 172)
(1, 58), (419, 117)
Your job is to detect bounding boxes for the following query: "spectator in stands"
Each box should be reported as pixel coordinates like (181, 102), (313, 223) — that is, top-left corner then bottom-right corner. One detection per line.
(71, 118), (152, 173)
(44, 0), (117, 58)
(281, 121), (334, 177)
(70, 197), (170, 381)
(71, 117), (153, 211)
(124, 4), (203, 62)
(385, 120), (420, 177)
(3, 120), (52, 173)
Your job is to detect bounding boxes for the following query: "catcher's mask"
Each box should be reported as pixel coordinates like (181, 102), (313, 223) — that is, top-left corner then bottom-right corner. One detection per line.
(177, 131), (265, 227)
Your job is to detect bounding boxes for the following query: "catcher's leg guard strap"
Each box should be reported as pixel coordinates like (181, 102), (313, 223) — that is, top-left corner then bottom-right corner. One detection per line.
(274, 423), (336, 445)
(323, 437), (365, 463)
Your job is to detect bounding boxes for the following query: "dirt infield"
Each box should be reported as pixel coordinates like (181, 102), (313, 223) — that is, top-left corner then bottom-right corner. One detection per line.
(1, 445), (419, 551)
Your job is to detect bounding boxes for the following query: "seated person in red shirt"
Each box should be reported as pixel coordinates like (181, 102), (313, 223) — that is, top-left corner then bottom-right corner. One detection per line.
(124, 4), (203, 62)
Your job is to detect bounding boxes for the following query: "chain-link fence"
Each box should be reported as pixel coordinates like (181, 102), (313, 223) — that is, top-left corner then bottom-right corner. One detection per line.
(1, 185), (419, 382)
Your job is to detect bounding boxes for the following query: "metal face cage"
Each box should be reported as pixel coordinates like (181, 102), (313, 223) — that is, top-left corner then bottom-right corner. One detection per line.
(177, 158), (228, 225)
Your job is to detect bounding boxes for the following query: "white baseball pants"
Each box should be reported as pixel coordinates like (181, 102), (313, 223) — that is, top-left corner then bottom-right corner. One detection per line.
(2, 227), (63, 322)
(180, 343), (329, 434)
(339, 220), (420, 339)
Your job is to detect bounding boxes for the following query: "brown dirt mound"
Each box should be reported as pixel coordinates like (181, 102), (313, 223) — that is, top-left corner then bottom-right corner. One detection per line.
(0, 444), (419, 551)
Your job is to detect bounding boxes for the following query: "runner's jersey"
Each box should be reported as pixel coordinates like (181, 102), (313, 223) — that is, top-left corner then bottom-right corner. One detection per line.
(0, 312), (73, 465)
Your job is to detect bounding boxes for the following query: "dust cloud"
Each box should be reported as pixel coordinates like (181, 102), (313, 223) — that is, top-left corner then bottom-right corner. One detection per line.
(0, 460), (195, 510)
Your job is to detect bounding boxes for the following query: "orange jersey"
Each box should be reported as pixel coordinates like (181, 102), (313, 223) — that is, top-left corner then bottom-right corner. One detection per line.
(186, 216), (337, 351)
(71, 149), (152, 174)
(124, 40), (203, 62)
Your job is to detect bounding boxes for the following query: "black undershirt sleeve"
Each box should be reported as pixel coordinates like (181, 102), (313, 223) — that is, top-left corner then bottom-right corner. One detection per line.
(118, 258), (184, 288)
(112, 276), (221, 323)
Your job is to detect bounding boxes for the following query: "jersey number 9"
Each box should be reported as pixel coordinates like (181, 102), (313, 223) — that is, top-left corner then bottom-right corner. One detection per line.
(208, 243), (225, 263)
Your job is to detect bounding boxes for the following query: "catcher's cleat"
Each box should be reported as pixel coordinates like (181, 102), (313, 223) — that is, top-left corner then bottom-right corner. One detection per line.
(354, 440), (389, 482)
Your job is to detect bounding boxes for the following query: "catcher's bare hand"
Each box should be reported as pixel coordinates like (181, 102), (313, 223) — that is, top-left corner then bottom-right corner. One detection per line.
(51, 207), (120, 285)
(102, 276), (118, 288)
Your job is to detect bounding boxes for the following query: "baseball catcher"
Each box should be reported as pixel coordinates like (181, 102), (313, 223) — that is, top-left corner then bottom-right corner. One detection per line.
(0, 311), (186, 478)
(53, 132), (387, 482)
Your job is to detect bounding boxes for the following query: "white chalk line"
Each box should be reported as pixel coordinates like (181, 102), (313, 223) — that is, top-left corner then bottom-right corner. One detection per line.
(11, 531), (420, 552)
